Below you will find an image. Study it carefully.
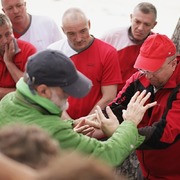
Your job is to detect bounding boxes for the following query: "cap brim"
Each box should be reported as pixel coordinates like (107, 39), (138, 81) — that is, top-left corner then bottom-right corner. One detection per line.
(62, 71), (92, 98)
(134, 54), (166, 72)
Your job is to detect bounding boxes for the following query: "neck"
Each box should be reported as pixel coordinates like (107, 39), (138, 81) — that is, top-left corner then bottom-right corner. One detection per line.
(128, 27), (150, 44)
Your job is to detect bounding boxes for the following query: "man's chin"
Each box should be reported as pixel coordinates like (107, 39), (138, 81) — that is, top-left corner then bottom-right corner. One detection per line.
(62, 102), (69, 111)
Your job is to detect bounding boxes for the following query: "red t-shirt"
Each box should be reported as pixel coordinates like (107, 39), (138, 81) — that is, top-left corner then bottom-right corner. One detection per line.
(67, 38), (122, 119)
(0, 39), (36, 88)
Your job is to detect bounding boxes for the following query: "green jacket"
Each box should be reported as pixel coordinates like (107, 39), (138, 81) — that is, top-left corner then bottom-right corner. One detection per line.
(0, 78), (144, 166)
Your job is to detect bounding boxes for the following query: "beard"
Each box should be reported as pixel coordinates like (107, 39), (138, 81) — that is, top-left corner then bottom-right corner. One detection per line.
(50, 88), (69, 111)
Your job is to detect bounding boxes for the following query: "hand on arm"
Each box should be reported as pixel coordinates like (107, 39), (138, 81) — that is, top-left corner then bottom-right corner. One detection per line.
(73, 114), (100, 137)
(76, 114), (106, 139)
(73, 119), (95, 137)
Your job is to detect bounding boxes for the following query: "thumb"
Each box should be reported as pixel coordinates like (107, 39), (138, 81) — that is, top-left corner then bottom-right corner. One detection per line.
(105, 106), (116, 119)
(122, 109), (127, 120)
(75, 119), (85, 128)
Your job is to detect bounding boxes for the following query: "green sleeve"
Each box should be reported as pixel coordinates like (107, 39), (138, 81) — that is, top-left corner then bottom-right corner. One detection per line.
(52, 120), (144, 166)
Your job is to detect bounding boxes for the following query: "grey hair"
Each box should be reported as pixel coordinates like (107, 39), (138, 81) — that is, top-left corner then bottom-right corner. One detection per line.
(0, 13), (12, 27)
(133, 2), (157, 20)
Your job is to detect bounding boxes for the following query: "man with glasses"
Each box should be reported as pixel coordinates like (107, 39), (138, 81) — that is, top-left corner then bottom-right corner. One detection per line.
(107, 33), (180, 179)
(1, 0), (63, 51)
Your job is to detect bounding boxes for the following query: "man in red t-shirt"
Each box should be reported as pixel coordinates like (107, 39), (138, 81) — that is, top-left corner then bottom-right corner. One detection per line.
(0, 13), (36, 99)
(48, 8), (122, 123)
(101, 2), (157, 91)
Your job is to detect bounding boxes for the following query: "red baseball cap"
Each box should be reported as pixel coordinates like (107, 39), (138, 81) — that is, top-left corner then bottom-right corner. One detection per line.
(134, 33), (176, 72)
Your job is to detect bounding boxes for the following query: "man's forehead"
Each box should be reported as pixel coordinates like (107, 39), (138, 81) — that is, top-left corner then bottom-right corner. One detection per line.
(2, 0), (24, 7)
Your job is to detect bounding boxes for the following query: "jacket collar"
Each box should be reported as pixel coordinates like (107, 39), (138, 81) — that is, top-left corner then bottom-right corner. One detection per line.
(16, 78), (62, 116)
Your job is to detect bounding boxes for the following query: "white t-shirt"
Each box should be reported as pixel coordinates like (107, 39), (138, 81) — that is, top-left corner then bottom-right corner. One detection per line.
(18, 15), (63, 51)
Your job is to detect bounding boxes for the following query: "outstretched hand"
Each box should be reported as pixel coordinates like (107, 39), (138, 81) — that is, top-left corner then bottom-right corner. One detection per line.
(122, 90), (157, 126)
(95, 105), (119, 137)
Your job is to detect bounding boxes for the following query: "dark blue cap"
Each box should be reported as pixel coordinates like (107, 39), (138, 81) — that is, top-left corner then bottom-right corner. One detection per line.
(26, 49), (92, 98)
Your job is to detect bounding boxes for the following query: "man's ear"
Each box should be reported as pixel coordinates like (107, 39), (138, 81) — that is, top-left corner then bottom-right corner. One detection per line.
(61, 26), (66, 34)
(88, 20), (91, 29)
(36, 84), (52, 99)
(172, 58), (177, 71)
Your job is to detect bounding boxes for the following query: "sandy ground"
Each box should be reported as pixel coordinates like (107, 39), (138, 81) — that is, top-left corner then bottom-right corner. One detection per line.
(1, 0), (180, 38)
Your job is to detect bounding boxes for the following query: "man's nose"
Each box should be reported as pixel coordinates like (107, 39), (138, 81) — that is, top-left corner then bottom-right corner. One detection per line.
(12, 6), (19, 13)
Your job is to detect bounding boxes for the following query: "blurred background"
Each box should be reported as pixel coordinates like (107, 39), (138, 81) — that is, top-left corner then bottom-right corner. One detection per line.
(1, 0), (180, 38)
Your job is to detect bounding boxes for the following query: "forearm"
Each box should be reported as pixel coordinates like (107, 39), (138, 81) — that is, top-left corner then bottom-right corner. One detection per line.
(5, 61), (24, 83)
(89, 85), (118, 114)
(89, 98), (114, 115)
(0, 87), (16, 99)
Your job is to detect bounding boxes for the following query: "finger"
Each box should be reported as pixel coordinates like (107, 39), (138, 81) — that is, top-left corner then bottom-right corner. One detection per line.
(82, 127), (95, 134)
(129, 91), (141, 104)
(95, 109), (101, 126)
(85, 120), (100, 129)
(74, 119), (85, 129)
(77, 119), (86, 127)
(96, 106), (105, 120)
(74, 125), (90, 133)
(9, 40), (15, 54)
(138, 91), (151, 105)
(144, 101), (157, 110)
(85, 114), (96, 121)
(135, 90), (148, 104)
(85, 130), (95, 137)
(122, 109), (127, 119)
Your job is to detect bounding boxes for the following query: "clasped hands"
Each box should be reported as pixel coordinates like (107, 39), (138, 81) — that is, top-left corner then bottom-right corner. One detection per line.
(73, 90), (157, 138)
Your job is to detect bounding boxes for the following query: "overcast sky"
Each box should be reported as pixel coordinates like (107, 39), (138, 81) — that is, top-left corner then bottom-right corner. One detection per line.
(1, 0), (180, 38)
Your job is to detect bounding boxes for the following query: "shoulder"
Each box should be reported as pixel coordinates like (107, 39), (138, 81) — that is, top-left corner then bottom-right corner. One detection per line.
(47, 38), (67, 50)
(101, 26), (129, 39)
(94, 38), (117, 51)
